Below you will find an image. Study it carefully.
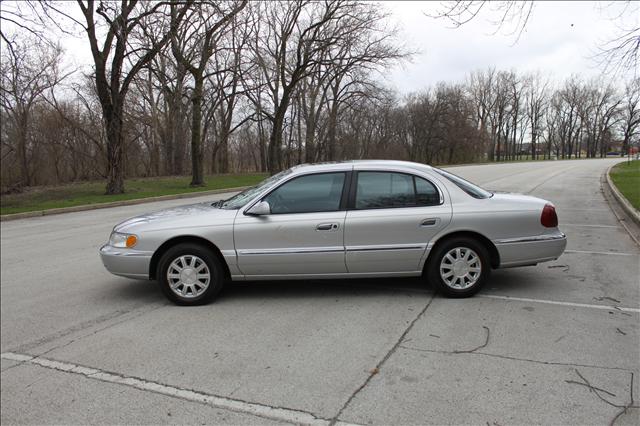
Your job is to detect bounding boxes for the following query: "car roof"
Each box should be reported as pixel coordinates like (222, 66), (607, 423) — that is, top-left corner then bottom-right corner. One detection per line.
(288, 160), (435, 174)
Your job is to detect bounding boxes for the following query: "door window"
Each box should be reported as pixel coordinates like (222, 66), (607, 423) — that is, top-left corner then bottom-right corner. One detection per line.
(355, 172), (440, 209)
(264, 172), (345, 214)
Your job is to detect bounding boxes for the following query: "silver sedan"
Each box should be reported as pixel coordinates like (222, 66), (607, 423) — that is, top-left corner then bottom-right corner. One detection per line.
(100, 160), (567, 305)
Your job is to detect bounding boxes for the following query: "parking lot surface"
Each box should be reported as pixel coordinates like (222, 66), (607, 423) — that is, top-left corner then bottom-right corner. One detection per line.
(1, 158), (638, 425)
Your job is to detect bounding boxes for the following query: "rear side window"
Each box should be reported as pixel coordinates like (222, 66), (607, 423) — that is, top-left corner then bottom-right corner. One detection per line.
(264, 172), (345, 214)
(355, 172), (440, 209)
(433, 168), (492, 199)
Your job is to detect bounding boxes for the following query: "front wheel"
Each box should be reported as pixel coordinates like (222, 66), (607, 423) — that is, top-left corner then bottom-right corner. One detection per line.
(157, 243), (225, 305)
(427, 237), (490, 298)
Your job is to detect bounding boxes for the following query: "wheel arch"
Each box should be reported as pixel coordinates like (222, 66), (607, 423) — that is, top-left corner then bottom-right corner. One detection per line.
(149, 235), (231, 280)
(425, 230), (500, 271)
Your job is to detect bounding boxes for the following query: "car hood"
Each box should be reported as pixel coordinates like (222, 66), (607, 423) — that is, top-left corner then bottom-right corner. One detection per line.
(114, 202), (237, 233)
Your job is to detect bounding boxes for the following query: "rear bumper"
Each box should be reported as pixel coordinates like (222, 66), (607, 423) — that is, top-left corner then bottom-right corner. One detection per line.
(99, 244), (152, 279)
(494, 232), (567, 268)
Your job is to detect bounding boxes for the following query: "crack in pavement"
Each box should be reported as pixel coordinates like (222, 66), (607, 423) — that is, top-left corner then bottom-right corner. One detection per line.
(452, 325), (490, 354)
(328, 293), (436, 426)
(0, 352), (356, 426)
(565, 369), (639, 425)
(398, 345), (634, 372)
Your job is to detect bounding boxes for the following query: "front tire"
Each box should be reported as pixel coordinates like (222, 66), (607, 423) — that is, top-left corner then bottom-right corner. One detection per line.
(427, 237), (490, 298)
(157, 243), (225, 305)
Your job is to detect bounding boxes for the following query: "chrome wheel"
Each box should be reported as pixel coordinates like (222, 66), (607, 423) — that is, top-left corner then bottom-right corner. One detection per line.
(439, 247), (482, 290)
(167, 255), (211, 298)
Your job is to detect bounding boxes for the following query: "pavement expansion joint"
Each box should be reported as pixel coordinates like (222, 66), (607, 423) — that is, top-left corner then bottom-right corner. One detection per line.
(0, 352), (358, 426)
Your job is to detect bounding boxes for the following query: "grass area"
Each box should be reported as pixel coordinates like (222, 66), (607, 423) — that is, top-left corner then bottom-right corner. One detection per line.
(610, 160), (640, 211)
(0, 173), (267, 216)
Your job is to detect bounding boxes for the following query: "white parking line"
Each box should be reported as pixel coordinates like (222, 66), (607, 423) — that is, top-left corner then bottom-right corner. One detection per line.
(479, 295), (640, 313)
(559, 208), (610, 212)
(0, 352), (341, 426)
(564, 249), (638, 257)
(561, 223), (621, 228)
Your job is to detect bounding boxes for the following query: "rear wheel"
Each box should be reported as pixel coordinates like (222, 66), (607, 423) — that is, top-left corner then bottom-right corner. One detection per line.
(427, 237), (490, 297)
(157, 243), (225, 305)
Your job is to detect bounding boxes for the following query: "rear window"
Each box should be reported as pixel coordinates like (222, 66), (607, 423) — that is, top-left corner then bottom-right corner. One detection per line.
(433, 168), (492, 199)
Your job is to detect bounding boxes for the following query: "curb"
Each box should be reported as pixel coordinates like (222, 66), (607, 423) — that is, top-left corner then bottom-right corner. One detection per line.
(0, 186), (249, 222)
(605, 164), (640, 227)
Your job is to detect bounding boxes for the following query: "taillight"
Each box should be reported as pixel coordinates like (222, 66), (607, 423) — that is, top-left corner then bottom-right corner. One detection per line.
(541, 204), (558, 228)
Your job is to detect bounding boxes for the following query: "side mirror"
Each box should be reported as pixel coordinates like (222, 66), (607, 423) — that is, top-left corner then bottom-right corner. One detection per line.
(246, 200), (271, 216)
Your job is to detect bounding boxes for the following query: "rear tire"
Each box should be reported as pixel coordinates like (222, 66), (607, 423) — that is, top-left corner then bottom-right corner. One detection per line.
(427, 237), (490, 298)
(157, 243), (225, 306)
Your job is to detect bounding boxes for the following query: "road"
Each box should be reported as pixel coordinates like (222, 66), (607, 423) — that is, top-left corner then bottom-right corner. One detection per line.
(1, 158), (638, 425)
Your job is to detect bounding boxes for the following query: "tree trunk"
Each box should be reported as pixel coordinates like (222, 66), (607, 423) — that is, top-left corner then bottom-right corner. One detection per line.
(268, 113), (284, 173)
(17, 115), (30, 187)
(326, 100), (339, 161)
(190, 79), (205, 186)
(104, 103), (125, 194)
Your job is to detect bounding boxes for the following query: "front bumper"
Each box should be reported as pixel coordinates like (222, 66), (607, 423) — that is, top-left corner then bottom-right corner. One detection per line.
(494, 231), (567, 268)
(99, 244), (153, 279)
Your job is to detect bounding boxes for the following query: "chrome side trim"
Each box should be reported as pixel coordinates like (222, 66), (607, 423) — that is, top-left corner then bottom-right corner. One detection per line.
(493, 232), (566, 245)
(237, 246), (344, 255)
(220, 249), (237, 258)
(231, 271), (423, 281)
(346, 243), (427, 252)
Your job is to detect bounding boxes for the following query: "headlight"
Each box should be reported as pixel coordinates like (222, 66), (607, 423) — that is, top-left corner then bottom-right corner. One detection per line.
(109, 232), (138, 248)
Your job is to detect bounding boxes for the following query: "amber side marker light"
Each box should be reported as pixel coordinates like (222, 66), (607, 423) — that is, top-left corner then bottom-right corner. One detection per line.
(126, 235), (138, 248)
(541, 204), (558, 228)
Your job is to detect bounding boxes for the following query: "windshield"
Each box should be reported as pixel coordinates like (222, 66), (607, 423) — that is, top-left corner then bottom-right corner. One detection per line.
(218, 169), (292, 209)
(433, 168), (493, 199)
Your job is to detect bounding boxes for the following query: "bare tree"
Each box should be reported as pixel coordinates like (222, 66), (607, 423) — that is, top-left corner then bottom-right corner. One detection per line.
(249, 0), (372, 172)
(170, 0), (247, 186)
(620, 78), (640, 155)
(76, 0), (187, 194)
(524, 72), (549, 160)
(0, 38), (67, 187)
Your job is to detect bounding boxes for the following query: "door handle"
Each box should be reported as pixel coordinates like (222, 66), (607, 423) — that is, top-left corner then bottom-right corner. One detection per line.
(420, 218), (438, 227)
(316, 223), (339, 231)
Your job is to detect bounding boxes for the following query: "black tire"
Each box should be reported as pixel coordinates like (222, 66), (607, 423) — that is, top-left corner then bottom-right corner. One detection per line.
(427, 237), (491, 298)
(157, 243), (225, 306)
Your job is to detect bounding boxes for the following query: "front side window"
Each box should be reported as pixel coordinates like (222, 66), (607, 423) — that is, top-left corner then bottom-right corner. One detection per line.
(355, 172), (440, 209)
(221, 169), (292, 209)
(264, 172), (346, 214)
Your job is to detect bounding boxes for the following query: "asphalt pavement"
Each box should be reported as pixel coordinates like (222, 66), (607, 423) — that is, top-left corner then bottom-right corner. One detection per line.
(1, 158), (638, 425)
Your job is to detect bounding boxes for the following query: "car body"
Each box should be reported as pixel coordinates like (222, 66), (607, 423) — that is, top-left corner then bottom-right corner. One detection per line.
(100, 160), (567, 304)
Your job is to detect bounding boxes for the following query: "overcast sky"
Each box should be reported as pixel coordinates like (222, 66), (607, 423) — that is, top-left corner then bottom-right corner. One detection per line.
(382, 1), (638, 93)
(7, 1), (637, 94)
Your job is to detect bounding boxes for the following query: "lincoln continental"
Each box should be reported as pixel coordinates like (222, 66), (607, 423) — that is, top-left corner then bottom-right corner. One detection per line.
(100, 160), (567, 305)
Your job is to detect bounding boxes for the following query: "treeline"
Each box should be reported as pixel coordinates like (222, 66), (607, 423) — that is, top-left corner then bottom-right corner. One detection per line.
(0, 1), (638, 193)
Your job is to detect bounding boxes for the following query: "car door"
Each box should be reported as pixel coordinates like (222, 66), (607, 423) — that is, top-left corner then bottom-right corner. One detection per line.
(345, 170), (452, 273)
(234, 171), (349, 277)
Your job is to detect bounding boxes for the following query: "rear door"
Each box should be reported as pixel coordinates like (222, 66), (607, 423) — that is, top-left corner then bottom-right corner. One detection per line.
(345, 170), (452, 273)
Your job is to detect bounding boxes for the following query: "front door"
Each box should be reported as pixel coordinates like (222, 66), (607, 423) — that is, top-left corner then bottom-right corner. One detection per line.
(234, 172), (348, 277)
